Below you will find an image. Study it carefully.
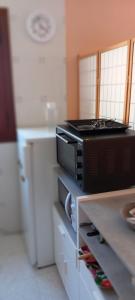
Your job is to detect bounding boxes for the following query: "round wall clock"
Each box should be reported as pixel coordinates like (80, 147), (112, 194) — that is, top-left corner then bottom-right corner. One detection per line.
(26, 11), (56, 43)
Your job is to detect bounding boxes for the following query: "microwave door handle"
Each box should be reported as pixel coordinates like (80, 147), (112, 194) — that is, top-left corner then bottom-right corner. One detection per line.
(65, 192), (71, 221)
(56, 133), (76, 144)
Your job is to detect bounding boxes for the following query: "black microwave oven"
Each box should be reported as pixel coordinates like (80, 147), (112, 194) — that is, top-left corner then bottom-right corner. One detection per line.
(56, 124), (135, 194)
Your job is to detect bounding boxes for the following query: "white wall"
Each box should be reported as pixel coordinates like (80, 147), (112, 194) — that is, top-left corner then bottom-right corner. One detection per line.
(0, 144), (21, 233)
(0, 0), (66, 127)
(0, 0), (66, 232)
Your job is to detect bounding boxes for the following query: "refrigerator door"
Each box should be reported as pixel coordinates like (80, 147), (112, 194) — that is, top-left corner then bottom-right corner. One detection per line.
(19, 143), (37, 266)
(32, 137), (57, 267)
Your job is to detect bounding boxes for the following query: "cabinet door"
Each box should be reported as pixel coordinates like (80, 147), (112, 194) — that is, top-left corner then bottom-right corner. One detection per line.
(99, 43), (129, 122)
(79, 260), (106, 300)
(19, 177), (37, 266)
(53, 207), (66, 285)
(53, 206), (79, 300)
(79, 275), (93, 300)
(63, 229), (79, 300)
(79, 54), (97, 119)
(0, 9), (16, 142)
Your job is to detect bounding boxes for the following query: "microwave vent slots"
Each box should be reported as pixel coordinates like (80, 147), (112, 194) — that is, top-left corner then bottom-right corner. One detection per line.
(100, 146), (118, 176)
(104, 148), (115, 175)
(122, 147), (131, 172)
(88, 154), (98, 176)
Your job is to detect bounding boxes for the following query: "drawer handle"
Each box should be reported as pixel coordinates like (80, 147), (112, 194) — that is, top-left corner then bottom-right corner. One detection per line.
(65, 192), (71, 221)
(56, 133), (77, 144)
(58, 224), (65, 236)
(132, 276), (135, 287)
(18, 160), (23, 169)
(20, 175), (25, 182)
(64, 259), (68, 273)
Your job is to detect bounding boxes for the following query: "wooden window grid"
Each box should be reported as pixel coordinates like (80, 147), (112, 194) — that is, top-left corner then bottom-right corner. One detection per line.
(78, 39), (135, 126)
(126, 39), (135, 128)
(77, 53), (99, 119)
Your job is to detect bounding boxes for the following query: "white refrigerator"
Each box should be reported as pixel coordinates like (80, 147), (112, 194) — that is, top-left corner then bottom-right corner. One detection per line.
(17, 128), (58, 268)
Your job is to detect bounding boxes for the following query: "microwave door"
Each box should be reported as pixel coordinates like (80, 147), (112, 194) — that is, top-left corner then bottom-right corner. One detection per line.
(65, 192), (71, 221)
(56, 133), (77, 177)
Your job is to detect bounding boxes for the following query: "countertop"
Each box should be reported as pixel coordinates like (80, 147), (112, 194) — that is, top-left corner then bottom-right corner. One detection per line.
(17, 127), (56, 142)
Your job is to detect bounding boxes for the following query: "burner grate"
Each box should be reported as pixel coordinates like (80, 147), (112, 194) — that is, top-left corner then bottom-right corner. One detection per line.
(66, 119), (128, 134)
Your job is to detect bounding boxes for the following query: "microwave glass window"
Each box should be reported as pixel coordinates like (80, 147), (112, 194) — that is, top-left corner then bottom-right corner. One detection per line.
(57, 138), (76, 177)
(58, 179), (69, 208)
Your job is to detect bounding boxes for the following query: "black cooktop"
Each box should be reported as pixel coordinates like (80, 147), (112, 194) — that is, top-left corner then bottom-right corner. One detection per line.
(66, 119), (128, 134)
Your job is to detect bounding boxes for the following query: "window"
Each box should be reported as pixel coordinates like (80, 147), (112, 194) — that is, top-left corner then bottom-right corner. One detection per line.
(78, 40), (134, 125)
(78, 54), (98, 119)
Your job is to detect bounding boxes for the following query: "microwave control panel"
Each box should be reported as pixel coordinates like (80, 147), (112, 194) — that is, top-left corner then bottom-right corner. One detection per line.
(76, 143), (83, 187)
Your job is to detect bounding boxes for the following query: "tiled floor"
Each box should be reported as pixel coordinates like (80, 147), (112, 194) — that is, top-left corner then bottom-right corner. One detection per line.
(0, 234), (68, 300)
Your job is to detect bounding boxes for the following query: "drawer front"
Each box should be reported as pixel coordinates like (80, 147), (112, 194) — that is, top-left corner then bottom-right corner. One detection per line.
(54, 224), (64, 276)
(53, 207), (75, 262)
(79, 260), (105, 300)
(53, 208), (66, 284)
(79, 274), (93, 300)
(65, 259), (79, 300)
(53, 206), (79, 300)
(63, 229), (76, 262)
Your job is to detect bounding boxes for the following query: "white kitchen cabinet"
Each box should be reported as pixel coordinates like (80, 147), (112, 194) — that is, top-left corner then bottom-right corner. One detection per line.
(78, 189), (135, 300)
(79, 275), (94, 300)
(53, 211), (65, 284)
(53, 203), (117, 300)
(79, 260), (115, 300)
(53, 204), (79, 300)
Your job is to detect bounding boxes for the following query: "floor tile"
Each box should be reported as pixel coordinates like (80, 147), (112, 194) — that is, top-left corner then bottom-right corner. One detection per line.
(0, 234), (68, 300)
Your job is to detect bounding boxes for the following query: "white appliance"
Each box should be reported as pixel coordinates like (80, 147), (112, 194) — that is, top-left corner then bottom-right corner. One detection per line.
(58, 173), (88, 232)
(17, 127), (57, 267)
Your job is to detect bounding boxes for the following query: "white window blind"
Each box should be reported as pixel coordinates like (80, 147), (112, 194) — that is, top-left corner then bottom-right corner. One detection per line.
(99, 45), (128, 122)
(79, 55), (97, 119)
(129, 43), (135, 129)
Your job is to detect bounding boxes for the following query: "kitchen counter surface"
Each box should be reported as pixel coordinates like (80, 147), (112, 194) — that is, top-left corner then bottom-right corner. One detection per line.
(17, 127), (56, 142)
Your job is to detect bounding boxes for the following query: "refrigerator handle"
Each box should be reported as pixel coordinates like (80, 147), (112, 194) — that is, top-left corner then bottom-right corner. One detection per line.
(23, 144), (32, 179)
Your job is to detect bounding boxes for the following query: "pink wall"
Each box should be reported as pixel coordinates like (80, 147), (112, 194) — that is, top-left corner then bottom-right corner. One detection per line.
(66, 0), (135, 119)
